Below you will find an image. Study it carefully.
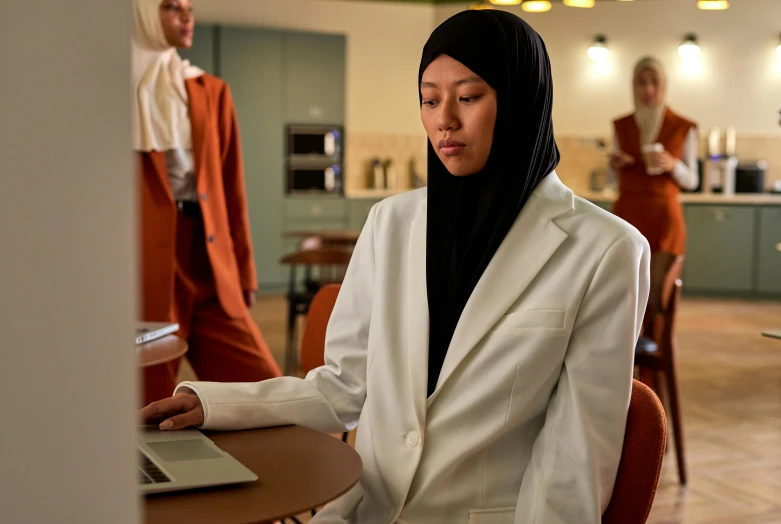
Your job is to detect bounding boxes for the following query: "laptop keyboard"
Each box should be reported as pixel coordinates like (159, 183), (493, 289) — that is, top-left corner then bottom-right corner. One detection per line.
(138, 452), (170, 485)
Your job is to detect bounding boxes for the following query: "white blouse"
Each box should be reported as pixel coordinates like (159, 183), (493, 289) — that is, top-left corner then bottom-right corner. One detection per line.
(164, 148), (197, 202)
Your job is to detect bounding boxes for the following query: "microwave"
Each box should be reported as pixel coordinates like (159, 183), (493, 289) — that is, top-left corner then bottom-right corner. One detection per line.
(287, 163), (343, 195)
(287, 124), (343, 161)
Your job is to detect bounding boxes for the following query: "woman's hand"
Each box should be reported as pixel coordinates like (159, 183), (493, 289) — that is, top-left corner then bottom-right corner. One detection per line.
(139, 391), (204, 430)
(646, 150), (677, 173)
(244, 290), (257, 308)
(609, 151), (635, 171)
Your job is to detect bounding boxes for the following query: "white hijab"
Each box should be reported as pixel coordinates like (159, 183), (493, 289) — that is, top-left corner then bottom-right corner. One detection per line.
(132, 0), (204, 152)
(633, 57), (667, 146)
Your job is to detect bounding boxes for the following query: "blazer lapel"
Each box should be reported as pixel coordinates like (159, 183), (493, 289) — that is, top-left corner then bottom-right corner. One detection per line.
(406, 196), (430, 425)
(427, 174), (572, 406)
(147, 152), (174, 203)
(185, 77), (207, 189)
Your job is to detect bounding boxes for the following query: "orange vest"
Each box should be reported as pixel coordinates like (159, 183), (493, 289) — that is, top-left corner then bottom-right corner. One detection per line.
(614, 108), (696, 197)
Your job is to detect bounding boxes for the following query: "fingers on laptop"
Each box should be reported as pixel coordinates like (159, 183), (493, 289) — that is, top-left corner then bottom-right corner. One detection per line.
(159, 406), (204, 431)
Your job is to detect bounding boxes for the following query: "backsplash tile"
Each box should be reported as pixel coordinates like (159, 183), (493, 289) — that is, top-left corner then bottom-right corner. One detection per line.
(345, 131), (428, 193)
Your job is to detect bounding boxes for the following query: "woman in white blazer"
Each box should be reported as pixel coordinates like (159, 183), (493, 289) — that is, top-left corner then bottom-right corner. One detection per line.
(142, 10), (650, 524)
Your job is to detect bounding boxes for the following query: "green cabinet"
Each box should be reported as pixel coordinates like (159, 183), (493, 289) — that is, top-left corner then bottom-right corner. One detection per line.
(683, 205), (757, 293)
(179, 24), (216, 74)
(195, 25), (347, 291)
(219, 27), (286, 289)
(757, 207), (781, 294)
(348, 199), (382, 230)
(282, 32), (346, 125)
(284, 197), (346, 221)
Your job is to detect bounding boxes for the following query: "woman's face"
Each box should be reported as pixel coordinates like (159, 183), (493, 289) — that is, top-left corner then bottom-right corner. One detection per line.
(159, 0), (194, 49)
(420, 55), (497, 177)
(633, 68), (664, 107)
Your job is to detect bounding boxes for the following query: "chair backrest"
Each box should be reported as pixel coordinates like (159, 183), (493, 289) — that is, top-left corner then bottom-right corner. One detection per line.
(602, 379), (668, 524)
(300, 284), (341, 374)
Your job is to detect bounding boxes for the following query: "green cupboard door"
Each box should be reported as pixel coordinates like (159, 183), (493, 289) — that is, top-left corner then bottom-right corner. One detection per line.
(282, 31), (346, 125)
(683, 205), (756, 293)
(757, 206), (781, 295)
(219, 27), (286, 290)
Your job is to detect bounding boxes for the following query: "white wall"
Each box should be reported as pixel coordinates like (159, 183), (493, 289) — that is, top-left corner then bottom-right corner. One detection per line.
(195, 0), (436, 135)
(437, 0), (781, 137)
(0, 1), (138, 523)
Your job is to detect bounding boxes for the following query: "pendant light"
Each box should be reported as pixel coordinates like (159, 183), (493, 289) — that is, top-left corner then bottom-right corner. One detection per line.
(563, 0), (595, 8)
(469, 1), (495, 8)
(489, 0), (522, 5)
(678, 34), (701, 61)
(587, 35), (609, 62)
(697, 0), (729, 9)
(522, 0), (552, 12)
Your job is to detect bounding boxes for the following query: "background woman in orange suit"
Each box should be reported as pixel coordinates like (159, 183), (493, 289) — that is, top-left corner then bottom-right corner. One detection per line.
(609, 57), (698, 307)
(133, 0), (281, 405)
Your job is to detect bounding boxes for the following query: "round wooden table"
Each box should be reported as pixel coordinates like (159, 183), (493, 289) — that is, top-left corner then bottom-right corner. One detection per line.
(137, 335), (188, 368)
(144, 425), (363, 524)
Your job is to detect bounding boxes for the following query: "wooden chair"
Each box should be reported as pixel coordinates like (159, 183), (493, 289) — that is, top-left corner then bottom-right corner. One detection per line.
(602, 379), (668, 524)
(280, 247), (352, 375)
(635, 254), (687, 485)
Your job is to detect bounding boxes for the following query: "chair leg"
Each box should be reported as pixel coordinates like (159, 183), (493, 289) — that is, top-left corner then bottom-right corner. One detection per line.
(342, 431), (349, 443)
(284, 299), (298, 376)
(664, 363), (687, 485)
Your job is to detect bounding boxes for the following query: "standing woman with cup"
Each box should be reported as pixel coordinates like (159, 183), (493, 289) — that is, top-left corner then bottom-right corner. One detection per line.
(609, 57), (697, 304)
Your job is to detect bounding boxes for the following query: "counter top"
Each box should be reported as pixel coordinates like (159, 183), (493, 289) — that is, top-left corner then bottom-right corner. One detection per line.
(345, 188), (413, 199)
(578, 190), (781, 205)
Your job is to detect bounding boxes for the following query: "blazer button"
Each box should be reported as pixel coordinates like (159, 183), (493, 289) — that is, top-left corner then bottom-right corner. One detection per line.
(208, 235), (215, 243)
(200, 193), (207, 201)
(405, 431), (420, 448)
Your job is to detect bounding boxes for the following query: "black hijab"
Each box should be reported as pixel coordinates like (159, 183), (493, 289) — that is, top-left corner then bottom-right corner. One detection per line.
(420, 10), (560, 396)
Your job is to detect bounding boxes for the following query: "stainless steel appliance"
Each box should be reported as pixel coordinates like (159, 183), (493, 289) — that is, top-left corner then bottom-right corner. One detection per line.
(287, 162), (343, 194)
(286, 124), (344, 195)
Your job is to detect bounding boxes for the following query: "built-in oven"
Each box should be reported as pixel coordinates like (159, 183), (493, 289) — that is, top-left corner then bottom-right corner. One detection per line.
(286, 124), (344, 195)
(287, 162), (343, 195)
(287, 124), (343, 162)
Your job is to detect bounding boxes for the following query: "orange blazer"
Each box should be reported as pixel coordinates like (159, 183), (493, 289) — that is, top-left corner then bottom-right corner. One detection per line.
(138, 74), (257, 321)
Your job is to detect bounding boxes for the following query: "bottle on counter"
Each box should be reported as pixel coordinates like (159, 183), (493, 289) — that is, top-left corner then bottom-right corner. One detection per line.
(384, 158), (397, 190)
(371, 158), (385, 189)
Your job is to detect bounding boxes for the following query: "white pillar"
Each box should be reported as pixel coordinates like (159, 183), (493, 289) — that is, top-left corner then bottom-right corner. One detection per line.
(0, 1), (138, 523)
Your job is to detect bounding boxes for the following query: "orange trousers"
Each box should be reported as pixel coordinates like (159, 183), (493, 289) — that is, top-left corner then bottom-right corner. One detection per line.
(142, 207), (281, 406)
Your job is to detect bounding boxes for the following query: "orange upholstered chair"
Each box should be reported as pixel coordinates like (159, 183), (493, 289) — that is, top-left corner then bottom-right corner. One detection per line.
(300, 284), (341, 374)
(602, 379), (668, 524)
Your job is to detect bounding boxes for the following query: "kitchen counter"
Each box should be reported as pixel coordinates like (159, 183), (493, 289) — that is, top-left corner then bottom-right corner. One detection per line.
(578, 190), (781, 205)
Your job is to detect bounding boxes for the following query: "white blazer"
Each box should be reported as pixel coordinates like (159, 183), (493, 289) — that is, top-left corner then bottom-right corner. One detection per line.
(179, 172), (651, 524)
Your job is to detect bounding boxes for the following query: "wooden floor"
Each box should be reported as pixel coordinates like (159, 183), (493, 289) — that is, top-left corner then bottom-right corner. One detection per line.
(180, 295), (781, 523)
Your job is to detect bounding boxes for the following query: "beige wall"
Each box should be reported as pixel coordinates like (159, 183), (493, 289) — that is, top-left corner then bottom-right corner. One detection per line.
(0, 1), (138, 522)
(195, 0), (435, 135)
(437, 0), (781, 136)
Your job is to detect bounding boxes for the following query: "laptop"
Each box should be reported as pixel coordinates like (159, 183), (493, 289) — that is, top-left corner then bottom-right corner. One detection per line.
(138, 426), (258, 495)
(135, 322), (179, 345)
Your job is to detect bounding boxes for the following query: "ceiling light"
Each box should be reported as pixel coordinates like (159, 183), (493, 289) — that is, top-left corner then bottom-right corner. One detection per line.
(489, 0), (521, 5)
(678, 34), (701, 61)
(469, 2), (495, 8)
(522, 0), (552, 12)
(588, 35), (609, 62)
(697, 0), (729, 9)
(563, 0), (595, 7)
